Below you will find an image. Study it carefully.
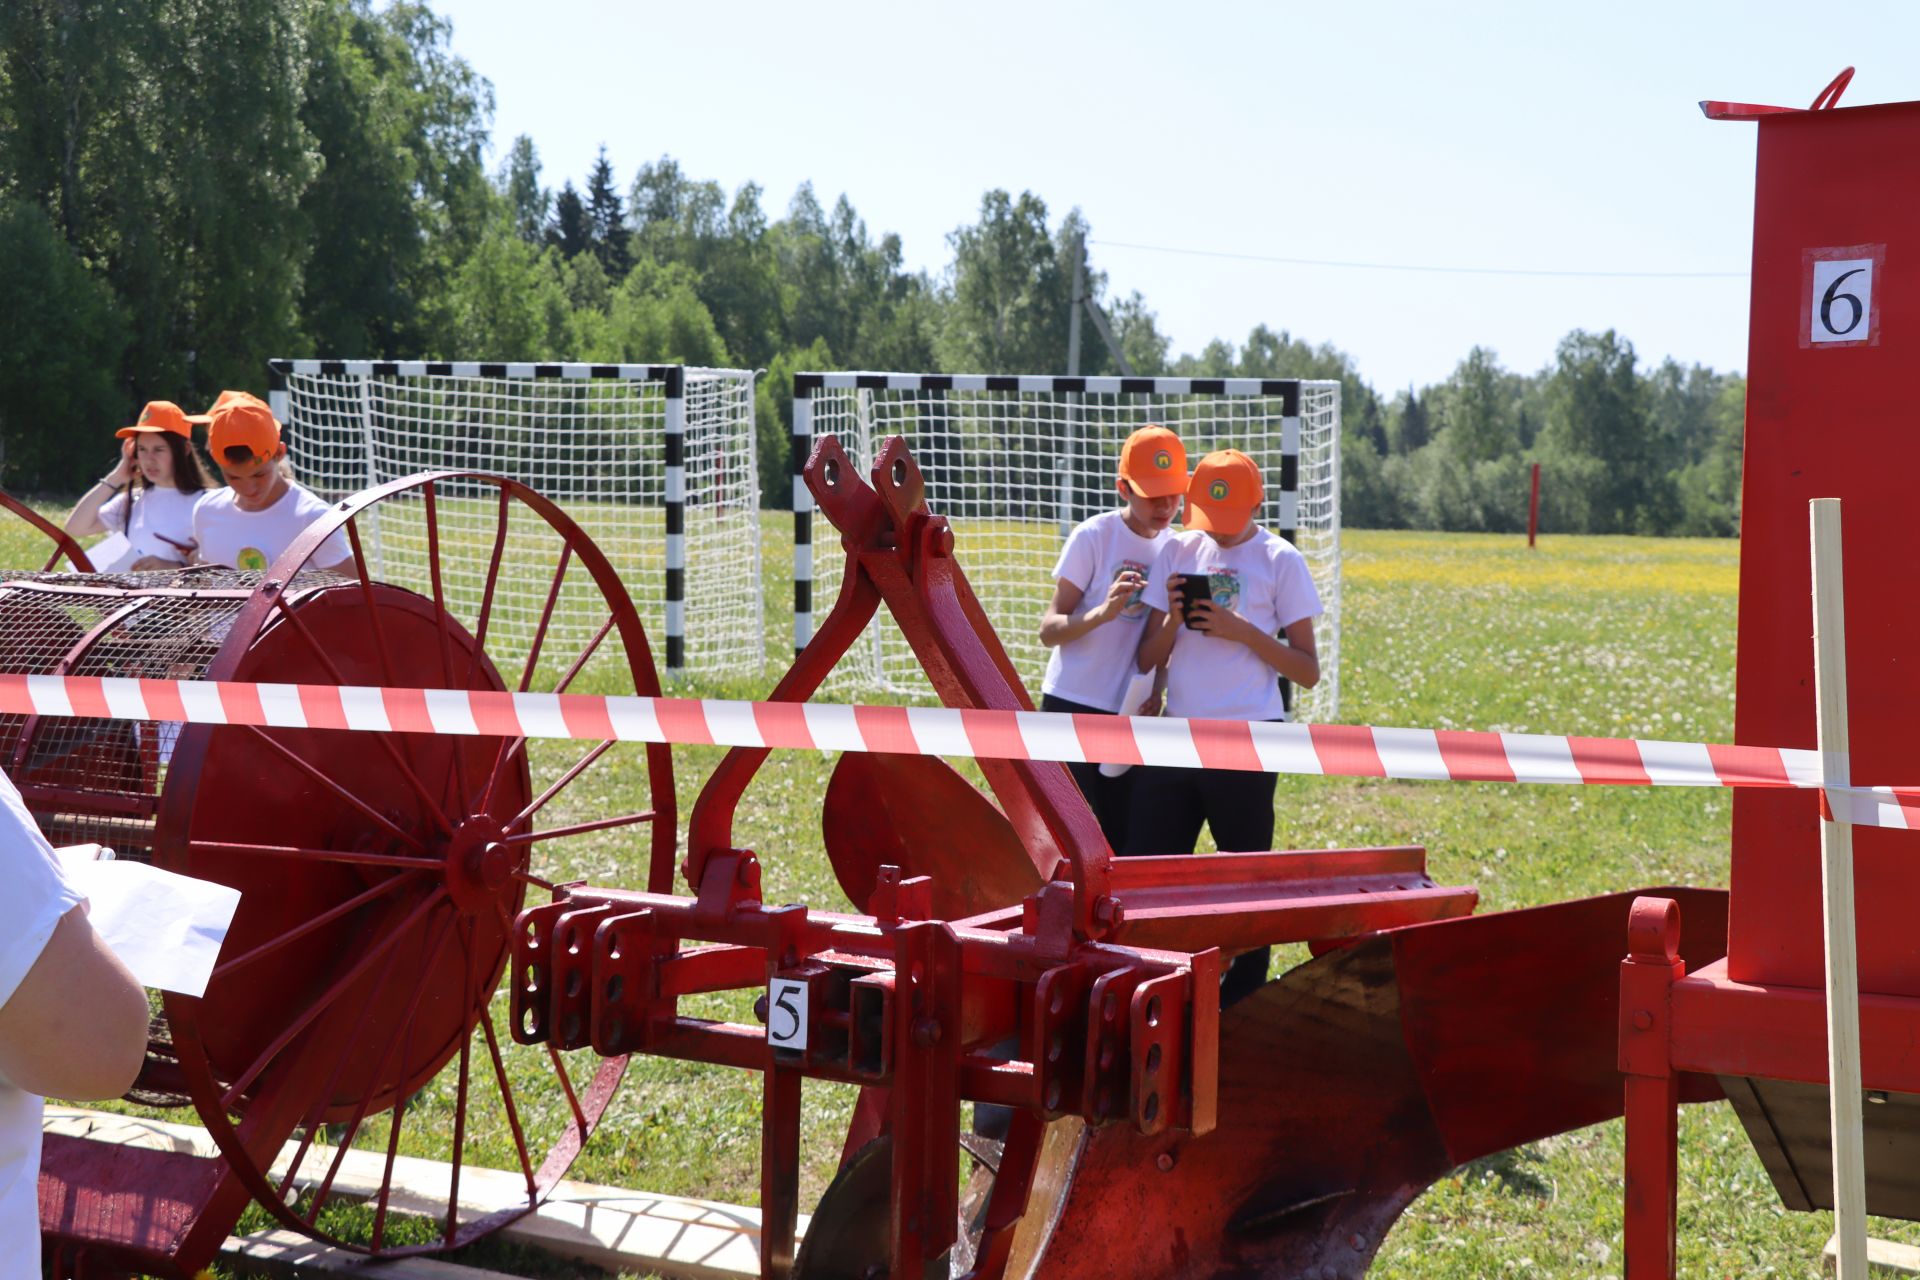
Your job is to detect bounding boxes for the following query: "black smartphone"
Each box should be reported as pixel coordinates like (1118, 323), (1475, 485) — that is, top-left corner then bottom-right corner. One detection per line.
(1180, 574), (1215, 629)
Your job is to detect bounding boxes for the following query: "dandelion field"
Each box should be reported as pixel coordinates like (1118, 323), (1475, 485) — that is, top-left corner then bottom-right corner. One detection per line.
(3, 505), (1909, 1278)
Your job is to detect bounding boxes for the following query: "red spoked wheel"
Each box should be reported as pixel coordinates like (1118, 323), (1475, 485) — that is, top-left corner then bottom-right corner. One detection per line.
(155, 472), (675, 1256)
(0, 487), (96, 572)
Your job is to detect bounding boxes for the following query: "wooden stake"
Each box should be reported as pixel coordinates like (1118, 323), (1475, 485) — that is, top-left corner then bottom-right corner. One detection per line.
(1811, 497), (1868, 1279)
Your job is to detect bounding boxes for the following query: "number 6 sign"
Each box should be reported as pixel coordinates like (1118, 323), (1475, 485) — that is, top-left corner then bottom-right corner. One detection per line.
(1804, 245), (1885, 347)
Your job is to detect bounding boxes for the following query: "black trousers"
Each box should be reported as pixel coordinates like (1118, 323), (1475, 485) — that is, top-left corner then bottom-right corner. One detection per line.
(1123, 756), (1281, 1006)
(1040, 692), (1134, 852)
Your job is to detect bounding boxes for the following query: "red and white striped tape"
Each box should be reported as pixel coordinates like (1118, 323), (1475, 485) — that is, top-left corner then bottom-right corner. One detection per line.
(2, 673), (1915, 831)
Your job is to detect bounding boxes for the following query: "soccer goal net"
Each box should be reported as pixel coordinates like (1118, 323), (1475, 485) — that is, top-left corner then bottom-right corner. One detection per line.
(793, 373), (1341, 722)
(272, 360), (762, 679)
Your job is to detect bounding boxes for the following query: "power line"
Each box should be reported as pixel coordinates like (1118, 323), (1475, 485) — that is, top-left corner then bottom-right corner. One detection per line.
(1088, 238), (1748, 280)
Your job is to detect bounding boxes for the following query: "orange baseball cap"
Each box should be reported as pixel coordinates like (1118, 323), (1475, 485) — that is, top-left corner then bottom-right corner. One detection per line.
(1184, 450), (1264, 536)
(115, 401), (196, 440)
(195, 388), (257, 422)
(1117, 425), (1188, 498)
(205, 391), (283, 463)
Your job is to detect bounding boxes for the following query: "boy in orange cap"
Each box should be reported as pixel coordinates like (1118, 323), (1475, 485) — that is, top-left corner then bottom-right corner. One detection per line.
(1037, 424), (1188, 847)
(190, 391), (352, 574)
(1129, 448), (1323, 1001)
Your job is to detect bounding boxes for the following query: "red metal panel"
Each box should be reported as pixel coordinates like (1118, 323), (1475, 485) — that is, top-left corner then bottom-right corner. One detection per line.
(1671, 959), (1920, 1091)
(1731, 100), (1920, 993)
(38, 1135), (228, 1276)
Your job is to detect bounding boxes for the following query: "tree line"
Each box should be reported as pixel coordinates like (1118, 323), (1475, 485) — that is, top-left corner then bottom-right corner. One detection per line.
(0, 0), (1744, 535)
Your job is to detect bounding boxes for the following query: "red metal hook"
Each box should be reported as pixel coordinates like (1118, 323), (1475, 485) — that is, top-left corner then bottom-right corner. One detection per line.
(1810, 66), (1855, 111)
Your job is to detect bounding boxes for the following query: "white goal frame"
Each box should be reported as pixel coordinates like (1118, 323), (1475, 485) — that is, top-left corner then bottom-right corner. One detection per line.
(271, 359), (761, 678)
(792, 372), (1341, 722)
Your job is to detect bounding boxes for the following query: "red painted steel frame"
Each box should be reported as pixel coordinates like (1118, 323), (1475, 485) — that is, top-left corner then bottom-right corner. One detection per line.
(689, 437), (1113, 947)
(1621, 75), (1920, 1280)
(1623, 894), (1920, 1278)
(511, 839), (1480, 1280)
(527, 438), (1494, 1280)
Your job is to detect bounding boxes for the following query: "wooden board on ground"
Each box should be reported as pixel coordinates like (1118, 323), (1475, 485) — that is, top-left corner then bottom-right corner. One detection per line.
(1825, 1233), (1920, 1276)
(47, 1107), (803, 1279)
(223, 1229), (512, 1279)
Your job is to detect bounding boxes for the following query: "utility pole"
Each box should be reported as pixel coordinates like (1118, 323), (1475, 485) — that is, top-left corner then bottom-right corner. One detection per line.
(1067, 231), (1085, 377)
(1062, 231), (1086, 535)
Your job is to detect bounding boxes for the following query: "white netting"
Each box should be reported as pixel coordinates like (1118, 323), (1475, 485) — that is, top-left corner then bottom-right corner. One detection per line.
(805, 377), (1341, 722)
(280, 364), (761, 681)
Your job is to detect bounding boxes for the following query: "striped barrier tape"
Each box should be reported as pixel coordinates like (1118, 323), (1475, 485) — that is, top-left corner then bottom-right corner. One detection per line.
(1, 673), (1912, 831)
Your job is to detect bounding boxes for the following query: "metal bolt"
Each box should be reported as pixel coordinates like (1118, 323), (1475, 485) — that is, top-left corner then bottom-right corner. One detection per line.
(931, 526), (954, 558)
(1349, 1232), (1367, 1252)
(1156, 1152), (1175, 1172)
(1632, 1010), (1654, 1031)
(476, 842), (512, 889)
(753, 994), (769, 1024)
(1093, 896), (1123, 927)
(912, 1017), (942, 1047)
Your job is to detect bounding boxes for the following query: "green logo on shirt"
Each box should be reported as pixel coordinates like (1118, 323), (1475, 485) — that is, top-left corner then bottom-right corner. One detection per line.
(237, 547), (268, 571)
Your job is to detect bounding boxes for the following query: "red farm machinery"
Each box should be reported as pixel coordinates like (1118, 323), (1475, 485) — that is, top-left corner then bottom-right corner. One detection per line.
(2, 68), (1912, 1280)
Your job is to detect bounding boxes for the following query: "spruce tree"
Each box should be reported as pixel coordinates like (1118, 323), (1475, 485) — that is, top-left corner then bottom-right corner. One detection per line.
(1398, 386), (1430, 453)
(546, 181), (590, 260)
(585, 146), (631, 278)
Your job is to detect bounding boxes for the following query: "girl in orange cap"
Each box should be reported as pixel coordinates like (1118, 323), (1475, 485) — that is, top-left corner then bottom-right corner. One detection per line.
(1037, 425), (1189, 848)
(63, 402), (215, 572)
(1128, 448), (1323, 1002)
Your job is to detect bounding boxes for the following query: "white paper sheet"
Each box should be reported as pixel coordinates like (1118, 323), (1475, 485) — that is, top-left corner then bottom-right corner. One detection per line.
(53, 846), (241, 996)
(87, 532), (133, 572)
(1099, 670), (1161, 778)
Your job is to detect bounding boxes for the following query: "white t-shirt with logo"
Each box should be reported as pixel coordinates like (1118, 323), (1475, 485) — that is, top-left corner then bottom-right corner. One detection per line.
(96, 485), (203, 570)
(193, 480), (350, 573)
(1041, 509), (1170, 712)
(1143, 526), (1323, 722)
(0, 768), (85, 1276)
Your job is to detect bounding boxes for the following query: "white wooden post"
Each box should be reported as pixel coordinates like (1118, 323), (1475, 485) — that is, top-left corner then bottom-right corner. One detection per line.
(1811, 496), (1868, 1279)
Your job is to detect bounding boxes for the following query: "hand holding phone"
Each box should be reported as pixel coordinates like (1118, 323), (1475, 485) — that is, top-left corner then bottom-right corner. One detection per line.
(1178, 573), (1215, 630)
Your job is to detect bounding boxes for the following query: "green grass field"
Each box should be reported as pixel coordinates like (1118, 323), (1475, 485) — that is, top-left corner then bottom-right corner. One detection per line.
(3, 506), (1906, 1278)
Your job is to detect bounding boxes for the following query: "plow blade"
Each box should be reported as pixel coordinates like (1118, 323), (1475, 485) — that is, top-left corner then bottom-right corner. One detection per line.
(1015, 887), (1728, 1279)
(823, 752), (1046, 918)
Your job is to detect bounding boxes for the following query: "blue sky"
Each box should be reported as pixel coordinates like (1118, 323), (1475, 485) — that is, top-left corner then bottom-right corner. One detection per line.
(428, 0), (1915, 390)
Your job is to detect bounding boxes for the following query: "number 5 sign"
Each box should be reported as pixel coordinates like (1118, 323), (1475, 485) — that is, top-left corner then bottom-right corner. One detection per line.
(1803, 245), (1885, 347)
(767, 976), (808, 1051)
